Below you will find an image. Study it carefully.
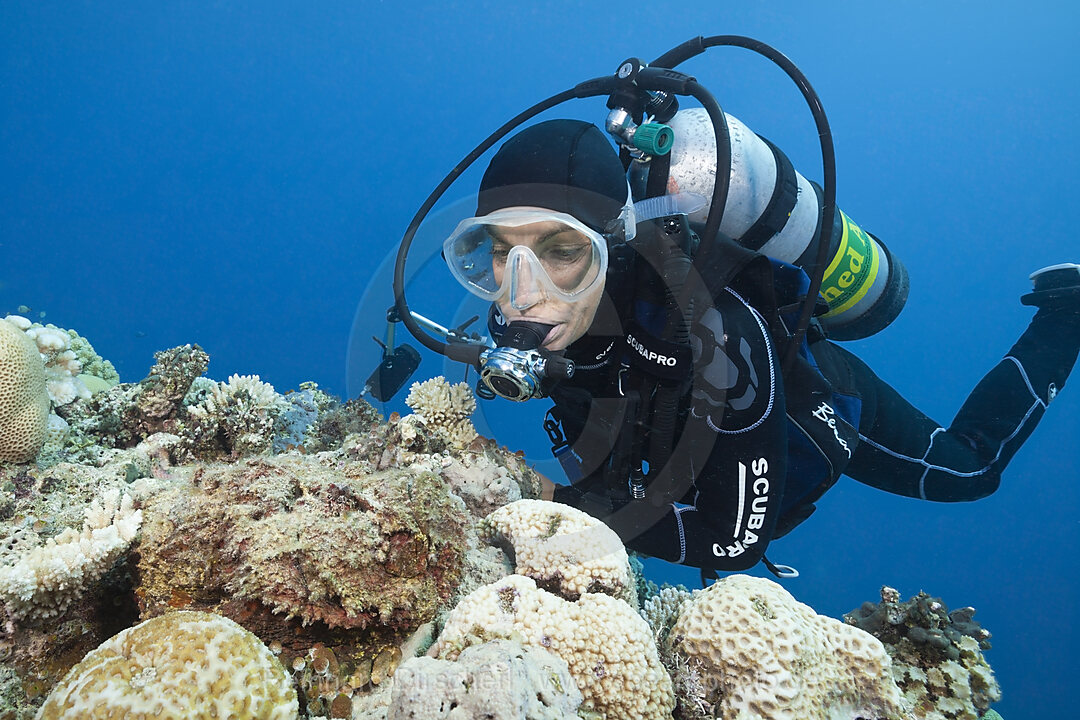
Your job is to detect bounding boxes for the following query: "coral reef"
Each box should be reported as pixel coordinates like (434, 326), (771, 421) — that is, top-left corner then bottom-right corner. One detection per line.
(0, 318), (49, 464)
(845, 586), (1001, 719)
(0, 487), (140, 624)
(0, 319), (1011, 720)
(430, 574), (674, 720)
(482, 499), (636, 605)
(389, 639), (582, 719)
(36, 610), (298, 719)
(667, 575), (908, 720)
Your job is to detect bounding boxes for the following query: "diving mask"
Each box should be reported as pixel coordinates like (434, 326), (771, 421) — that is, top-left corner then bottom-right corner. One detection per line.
(443, 208), (611, 310)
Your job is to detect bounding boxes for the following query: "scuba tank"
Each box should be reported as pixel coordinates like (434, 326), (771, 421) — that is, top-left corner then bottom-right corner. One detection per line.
(627, 107), (909, 341)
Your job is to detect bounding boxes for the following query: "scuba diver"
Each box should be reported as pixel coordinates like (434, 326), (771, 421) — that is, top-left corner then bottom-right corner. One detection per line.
(387, 37), (1080, 578)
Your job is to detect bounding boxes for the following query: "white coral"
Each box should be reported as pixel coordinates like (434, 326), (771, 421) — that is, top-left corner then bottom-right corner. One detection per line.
(405, 376), (478, 449)
(5, 317), (91, 407)
(0, 488), (142, 623)
(186, 374), (286, 455)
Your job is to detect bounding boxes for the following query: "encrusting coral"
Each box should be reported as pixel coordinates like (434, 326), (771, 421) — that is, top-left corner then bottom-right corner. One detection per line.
(845, 586), (1001, 720)
(0, 318), (49, 464)
(389, 639), (583, 719)
(36, 610), (298, 720)
(666, 574), (909, 720)
(135, 455), (470, 632)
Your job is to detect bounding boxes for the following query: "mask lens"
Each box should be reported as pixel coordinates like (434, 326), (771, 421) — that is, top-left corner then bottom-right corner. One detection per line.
(444, 224), (501, 297)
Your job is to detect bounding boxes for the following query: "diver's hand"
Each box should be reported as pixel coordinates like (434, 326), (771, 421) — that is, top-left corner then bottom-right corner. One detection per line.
(538, 472), (556, 501)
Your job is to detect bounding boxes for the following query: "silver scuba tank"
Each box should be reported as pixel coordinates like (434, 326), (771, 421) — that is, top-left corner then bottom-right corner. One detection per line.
(629, 107), (909, 340)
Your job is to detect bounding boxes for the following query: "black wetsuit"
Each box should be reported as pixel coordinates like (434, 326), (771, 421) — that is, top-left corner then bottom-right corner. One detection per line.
(546, 258), (1080, 573)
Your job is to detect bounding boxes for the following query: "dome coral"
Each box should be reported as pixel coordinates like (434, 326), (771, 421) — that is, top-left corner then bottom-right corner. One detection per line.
(0, 317), (50, 463)
(36, 610), (298, 720)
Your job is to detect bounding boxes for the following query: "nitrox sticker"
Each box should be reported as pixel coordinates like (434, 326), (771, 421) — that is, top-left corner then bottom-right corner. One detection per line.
(821, 211), (880, 316)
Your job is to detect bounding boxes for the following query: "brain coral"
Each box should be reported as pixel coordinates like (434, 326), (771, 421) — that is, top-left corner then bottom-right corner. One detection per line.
(36, 610), (298, 720)
(0, 317), (50, 463)
(668, 575), (909, 720)
(482, 499), (636, 605)
(431, 574), (674, 720)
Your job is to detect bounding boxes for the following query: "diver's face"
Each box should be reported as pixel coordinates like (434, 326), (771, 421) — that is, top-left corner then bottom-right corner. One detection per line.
(490, 217), (605, 351)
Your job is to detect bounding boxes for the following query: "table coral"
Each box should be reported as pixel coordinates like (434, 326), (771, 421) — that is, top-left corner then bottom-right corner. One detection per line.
(668, 574), (909, 720)
(845, 586), (1001, 719)
(482, 499), (636, 605)
(430, 574), (674, 720)
(36, 610), (298, 720)
(0, 317), (49, 463)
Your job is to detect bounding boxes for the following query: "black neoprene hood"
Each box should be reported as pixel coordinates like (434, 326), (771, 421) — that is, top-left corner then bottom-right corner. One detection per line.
(477, 119), (627, 233)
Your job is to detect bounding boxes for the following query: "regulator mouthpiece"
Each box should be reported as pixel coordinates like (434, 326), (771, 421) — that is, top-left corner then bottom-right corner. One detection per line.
(479, 321), (575, 401)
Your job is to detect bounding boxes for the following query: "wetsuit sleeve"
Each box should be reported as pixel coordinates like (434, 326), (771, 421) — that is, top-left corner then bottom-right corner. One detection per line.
(619, 289), (789, 571)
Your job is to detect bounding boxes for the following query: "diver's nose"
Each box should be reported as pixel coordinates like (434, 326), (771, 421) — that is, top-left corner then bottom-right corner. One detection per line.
(509, 254), (544, 311)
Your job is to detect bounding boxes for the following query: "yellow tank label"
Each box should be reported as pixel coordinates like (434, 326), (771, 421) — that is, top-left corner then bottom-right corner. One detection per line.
(820, 211), (879, 317)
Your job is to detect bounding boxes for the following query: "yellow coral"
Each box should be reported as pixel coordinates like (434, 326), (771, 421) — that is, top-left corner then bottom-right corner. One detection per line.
(37, 610), (298, 720)
(0, 317), (49, 463)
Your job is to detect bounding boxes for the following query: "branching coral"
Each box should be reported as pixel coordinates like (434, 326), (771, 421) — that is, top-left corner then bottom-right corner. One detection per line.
(0, 487), (141, 624)
(183, 373), (287, 457)
(405, 376), (478, 450)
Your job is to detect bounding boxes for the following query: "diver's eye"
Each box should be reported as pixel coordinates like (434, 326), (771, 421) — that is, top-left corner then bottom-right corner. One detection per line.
(543, 245), (589, 266)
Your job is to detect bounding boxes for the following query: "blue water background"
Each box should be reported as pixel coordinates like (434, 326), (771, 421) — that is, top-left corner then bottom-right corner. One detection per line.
(3, 2), (1077, 716)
